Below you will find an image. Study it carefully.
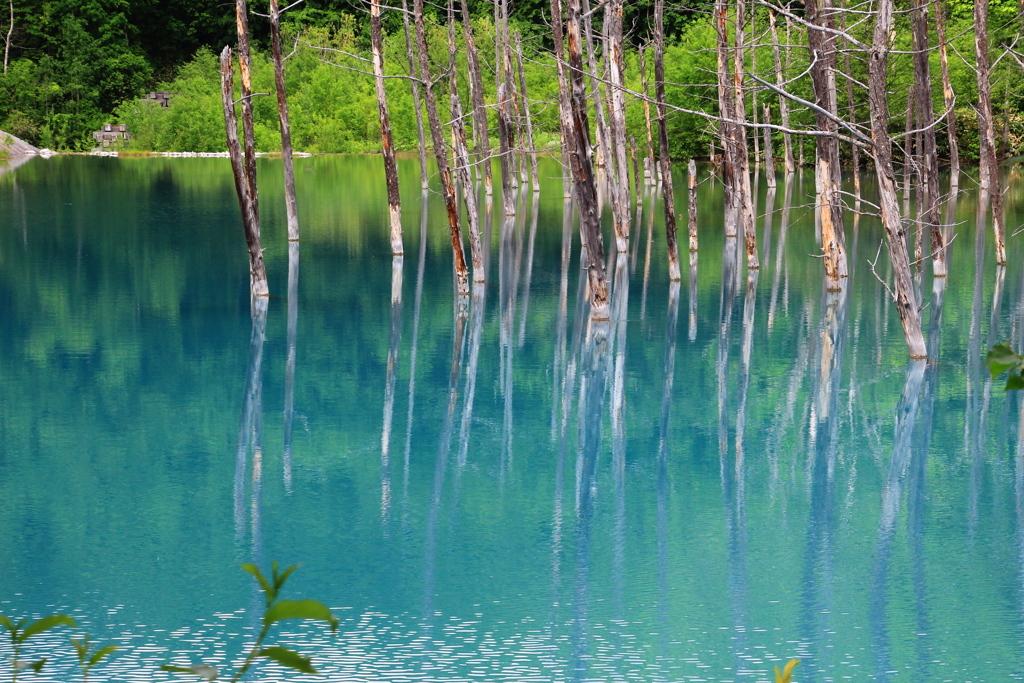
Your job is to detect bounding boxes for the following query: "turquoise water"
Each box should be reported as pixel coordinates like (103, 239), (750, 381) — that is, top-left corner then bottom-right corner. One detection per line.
(1, 155), (1024, 683)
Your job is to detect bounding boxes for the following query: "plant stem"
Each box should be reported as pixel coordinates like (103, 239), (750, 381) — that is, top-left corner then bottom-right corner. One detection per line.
(230, 621), (270, 683)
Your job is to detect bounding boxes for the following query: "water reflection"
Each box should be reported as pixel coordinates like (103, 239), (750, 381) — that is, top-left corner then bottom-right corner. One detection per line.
(283, 241), (298, 493)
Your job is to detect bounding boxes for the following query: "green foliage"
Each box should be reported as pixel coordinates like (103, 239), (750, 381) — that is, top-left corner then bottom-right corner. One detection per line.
(162, 562), (338, 683)
(0, 613), (76, 682)
(986, 343), (1024, 391)
(70, 634), (116, 683)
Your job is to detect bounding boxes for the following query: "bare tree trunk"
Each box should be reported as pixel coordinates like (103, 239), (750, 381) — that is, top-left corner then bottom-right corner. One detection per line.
(235, 0), (259, 226)
(688, 158), (698, 252)
(630, 135), (642, 220)
(715, 0), (738, 237)
(974, 0), (1006, 264)
(400, 0), (429, 191)
(769, 9), (795, 175)
(494, 0), (516, 214)
(732, 0), (758, 269)
(582, 0), (611, 170)
(3, 0), (11, 74)
(655, 0), (681, 280)
(513, 30), (540, 192)
(220, 47), (269, 298)
(413, 0), (470, 293)
(370, 0), (403, 255)
(460, 0), (492, 195)
(566, 0), (610, 319)
(763, 104), (776, 188)
(867, 0), (927, 358)
(911, 0), (945, 277)
(639, 45), (657, 185)
(448, 0), (484, 281)
(934, 0), (958, 191)
(269, 0), (299, 242)
(550, 0), (575, 198)
(840, 3), (860, 199)
(750, 30), (760, 167)
(606, 0), (631, 253)
(806, 0), (847, 288)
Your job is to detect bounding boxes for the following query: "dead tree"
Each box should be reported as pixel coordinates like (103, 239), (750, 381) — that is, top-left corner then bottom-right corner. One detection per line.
(514, 30), (540, 192)
(911, 0), (945, 277)
(3, 0), (12, 74)
(235, 0), (259, 226)
(269, 0), (299, 242)
(494, 0), (516, 213)
(550, 0), (575, 198)
(566, 0), (610, 319)
(974, 0), (1007, 265)
(370, 0), (403, 255)
(867, 0), (927, 358)
(762, 103), (776, 188)
(688, 159), (698, 252)
(639, 45), (657, 184)
(220, 47), (269, 298)
(805, 0), (847, 288)
(606, 0), (631, 252)
(655, 0), (681, 280)
(731, 0), (757, 269)
(839, 3), (860, 199)
(715, 0), (738, 236)
(413, 0), (470, 293)
(400, 0), (428, 191)
(934, 0), (958, 191)
(768, 9), (796, 175)
(461, 0), (492, 195)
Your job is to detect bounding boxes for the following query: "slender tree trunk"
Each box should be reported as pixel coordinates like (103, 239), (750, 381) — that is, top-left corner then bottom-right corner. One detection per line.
(566, 0), (610, 319)
(974, 0), (1006, 264)
(840, 3), (860, 199)
(269, 0), (299, 242)
(867, 0), (927, 358)
(3, 0), (11, 74)
(655, 0), (681, 280)
(370, 0), (403, 255)
(513, 31), (540, 192)
(806, 0), (847, 288)
(732, 0), (758, 269)
(688, 158), (698, 252)
(220, 46), (268, 298)
(235, 0), (259, 226)
(639, 45), (657, 185)
(550, 0), (575, 198)
(494, 0), (516, 213)
(769, 9), (795, 175)
(413, 0), (470, 293)
(448, 0), (484, 281)
(933, 0), (958, 191)
(750, 30), (760, 167)
(606, 0), (631, 252)
(630, 135), (642, 221)
(715, 0), (738, 237)
(582, 0), (611, 171)
(400, 0), (429, 191)
(763, 104), (776, 188)
(460, 0), (492, 195)
(911, 0), (945, 277)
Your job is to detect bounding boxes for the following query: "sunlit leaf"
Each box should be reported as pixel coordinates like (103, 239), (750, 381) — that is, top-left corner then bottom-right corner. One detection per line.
(264, 600), (338, 631)
(18, 615), (76, 643)
(241, 564), (274, 602)
(258, 646), (317, 674)
(776, 658), (800, 683)
(89, 645), (117, 667)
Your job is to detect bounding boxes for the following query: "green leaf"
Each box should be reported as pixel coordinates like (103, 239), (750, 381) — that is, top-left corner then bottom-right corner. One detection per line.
(987, 343), (1021, 377)
(240, 564), (273, 600)
(71, 636), (88, 661)
(1007, 373), (1024, 391)
(18, 615), (76, 643)
(0, 615), (14, 632)
(88, 645), (117, 667)
(258, 646), (317, 674)
(160, 664), (218, 680)
(264, 600), (338, 631)
(29, 659), (47, 675)
(273, 564), (299, 593)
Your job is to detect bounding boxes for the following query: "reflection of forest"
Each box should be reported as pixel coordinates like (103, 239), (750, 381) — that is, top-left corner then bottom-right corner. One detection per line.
(3, 157), (1024, 681)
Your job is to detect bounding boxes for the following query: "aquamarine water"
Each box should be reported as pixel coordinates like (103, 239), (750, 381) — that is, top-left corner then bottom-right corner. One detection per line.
(1, 154), (1023, 683)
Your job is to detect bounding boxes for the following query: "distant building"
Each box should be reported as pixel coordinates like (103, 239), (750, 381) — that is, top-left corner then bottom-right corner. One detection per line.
(141, 91), (171, 108)
(92, 123), (131, 147)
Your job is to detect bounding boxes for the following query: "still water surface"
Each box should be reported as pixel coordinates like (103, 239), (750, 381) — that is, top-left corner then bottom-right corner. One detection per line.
(2, 155), (1024, 682)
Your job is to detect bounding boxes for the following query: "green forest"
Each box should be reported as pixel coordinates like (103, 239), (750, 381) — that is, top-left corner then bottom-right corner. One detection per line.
(0, 0), (1019, 159)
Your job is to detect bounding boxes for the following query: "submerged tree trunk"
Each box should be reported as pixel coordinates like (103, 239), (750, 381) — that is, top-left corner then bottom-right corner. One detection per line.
(566, 0), (609, 319)
(911, 0), (945, 276)
(400, 0), (429, 191)
(269, 0), (299, 242)
(235, 0), (259, 226)
(370, 0), (403, 255)
(806, 0), (847, 288)
(655, 0), (680, 280)
(974, 0), (1006, 264)
(763, 104), (776, 188)
(731, 0), (758, 269)
(688, 159), (698, 252)
(867, 0), (927, 358)
(220, 46), (268, 298)
(413, 0), (470, 293)
(769, 9), (795, 175)
(934, 0), (958, 191)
